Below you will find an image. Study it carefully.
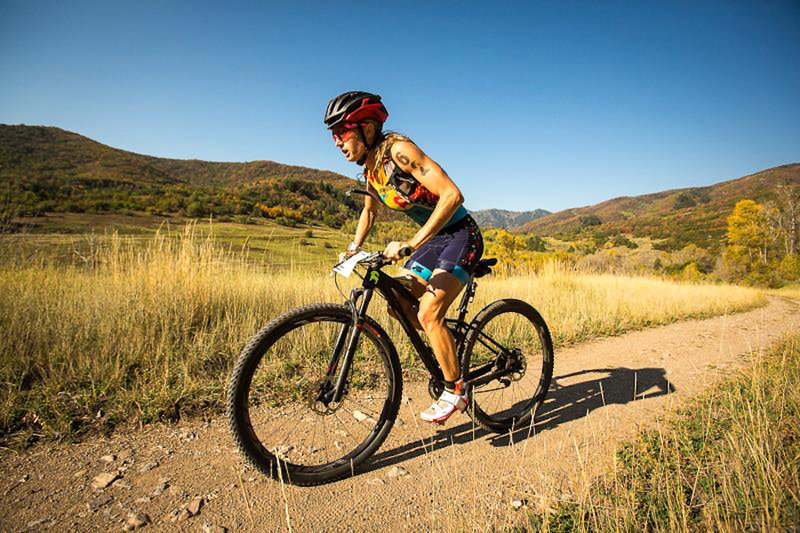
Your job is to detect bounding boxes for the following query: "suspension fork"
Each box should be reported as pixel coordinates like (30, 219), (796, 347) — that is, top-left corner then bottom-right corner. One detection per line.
(327, 287), (374, 403)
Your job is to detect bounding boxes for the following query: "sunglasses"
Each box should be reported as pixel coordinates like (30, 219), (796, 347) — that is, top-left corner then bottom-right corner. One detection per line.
(331, 122), (365, 142)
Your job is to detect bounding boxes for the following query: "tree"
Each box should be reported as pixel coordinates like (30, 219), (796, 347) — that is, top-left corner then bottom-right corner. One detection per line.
(0, 183), (19, 233)
(775, 181), (800, 256)
(496, 229), (524, 262)
(525, 235), (548, 252)
(726, 199), (769, 263)
(185, 201), (205, 218)
(778, 254), (800, 282)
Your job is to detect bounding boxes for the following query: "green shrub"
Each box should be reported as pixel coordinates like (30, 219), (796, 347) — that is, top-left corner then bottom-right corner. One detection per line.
(610, 235), (639, 249)
(233, 215), (254, 225)
(525, 235), (548, 252)
(580, 214), (602, 227)
(779, 254), (800, 282)
(673, 192), (697, 209)
(185, 201), (205, 218)
(744, 262), (783, 288)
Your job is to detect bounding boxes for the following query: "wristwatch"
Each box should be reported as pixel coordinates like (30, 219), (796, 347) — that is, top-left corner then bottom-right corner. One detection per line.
(347, 242), (361, 253)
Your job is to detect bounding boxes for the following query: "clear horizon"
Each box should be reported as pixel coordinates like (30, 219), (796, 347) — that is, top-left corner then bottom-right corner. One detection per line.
(1, 1), (798, 213)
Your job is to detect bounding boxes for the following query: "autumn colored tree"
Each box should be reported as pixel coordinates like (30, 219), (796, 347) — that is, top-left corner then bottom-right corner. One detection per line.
(726, 199), (770, 263)
(495, 229), (524, 261)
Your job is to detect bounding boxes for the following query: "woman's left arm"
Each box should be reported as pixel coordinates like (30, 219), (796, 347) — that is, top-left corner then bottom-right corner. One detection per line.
(390, 141), (464, 252)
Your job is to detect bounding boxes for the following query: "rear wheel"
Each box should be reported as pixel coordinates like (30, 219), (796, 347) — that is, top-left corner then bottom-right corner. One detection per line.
(227, 304), (402, 485)
(462, 299), (553, 433)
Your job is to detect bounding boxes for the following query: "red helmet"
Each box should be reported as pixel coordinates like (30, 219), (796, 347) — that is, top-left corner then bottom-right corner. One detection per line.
(324, 91), (389, 129)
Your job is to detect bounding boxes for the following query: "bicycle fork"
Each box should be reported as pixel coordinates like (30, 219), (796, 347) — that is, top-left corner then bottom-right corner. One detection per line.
(319, 287), (374, 405)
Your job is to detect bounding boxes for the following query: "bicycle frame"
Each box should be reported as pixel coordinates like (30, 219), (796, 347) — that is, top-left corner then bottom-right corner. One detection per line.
(323, 261), (515, 405)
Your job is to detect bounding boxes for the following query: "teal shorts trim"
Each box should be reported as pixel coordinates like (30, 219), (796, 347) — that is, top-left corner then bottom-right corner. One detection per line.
(407, 260), (433, 281)
(407, 261), (472, 285)
(450, 265), (470, 284)
(406, 261), (469, 285)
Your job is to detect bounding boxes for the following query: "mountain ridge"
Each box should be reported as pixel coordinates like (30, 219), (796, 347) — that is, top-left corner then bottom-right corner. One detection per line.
(2, 124), (798, 250)
(516, 163), (800, 251)
(469, 208), (551, 229)
(0, 124), (353, 187)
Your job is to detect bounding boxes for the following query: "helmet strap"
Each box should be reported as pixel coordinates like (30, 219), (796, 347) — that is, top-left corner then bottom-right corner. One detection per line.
(356, 125), (384, 167)
(356, 124), (369, 166)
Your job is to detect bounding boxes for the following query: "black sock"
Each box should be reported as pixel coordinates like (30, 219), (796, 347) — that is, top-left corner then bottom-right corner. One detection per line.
(444, 378), (463, 394)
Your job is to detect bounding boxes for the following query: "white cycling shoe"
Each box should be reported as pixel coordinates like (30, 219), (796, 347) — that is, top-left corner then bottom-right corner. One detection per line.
(420, 389), (468, 424)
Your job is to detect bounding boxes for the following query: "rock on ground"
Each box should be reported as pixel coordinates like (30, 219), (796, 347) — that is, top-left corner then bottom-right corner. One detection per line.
(125, 512), (150, 530)
(90, 473), (119, 490)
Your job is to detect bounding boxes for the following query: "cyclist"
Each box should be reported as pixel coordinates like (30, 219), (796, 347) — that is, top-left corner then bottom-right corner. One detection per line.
(325, 91), (484, 424)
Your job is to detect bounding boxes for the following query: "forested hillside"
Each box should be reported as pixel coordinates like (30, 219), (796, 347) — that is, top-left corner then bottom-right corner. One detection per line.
(517, 163), (800, 252)
(0, 125), (361, 227)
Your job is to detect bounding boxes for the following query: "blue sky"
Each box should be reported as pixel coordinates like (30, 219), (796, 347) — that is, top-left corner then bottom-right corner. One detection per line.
(1, 1), (798, 212)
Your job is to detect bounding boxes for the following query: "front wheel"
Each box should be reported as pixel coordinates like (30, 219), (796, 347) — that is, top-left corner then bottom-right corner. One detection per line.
(227, 304), (402, 486)
(462, 299), (554, 433)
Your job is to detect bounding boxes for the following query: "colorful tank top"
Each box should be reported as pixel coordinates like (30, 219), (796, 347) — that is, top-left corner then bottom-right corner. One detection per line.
(365, 156), (468, 227)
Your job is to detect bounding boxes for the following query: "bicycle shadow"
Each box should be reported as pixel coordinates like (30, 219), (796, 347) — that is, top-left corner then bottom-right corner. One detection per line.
(363, 366), (675, 474)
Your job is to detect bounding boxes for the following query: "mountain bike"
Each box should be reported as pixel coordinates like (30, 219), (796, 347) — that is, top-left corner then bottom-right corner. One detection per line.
(226, 250), (554, 486)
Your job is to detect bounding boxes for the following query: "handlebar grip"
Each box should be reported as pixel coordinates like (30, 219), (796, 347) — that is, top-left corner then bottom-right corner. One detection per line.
(399, 246), (413, 257)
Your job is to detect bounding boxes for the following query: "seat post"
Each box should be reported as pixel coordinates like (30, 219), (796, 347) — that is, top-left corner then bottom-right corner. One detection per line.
(456, 277), (476, 319)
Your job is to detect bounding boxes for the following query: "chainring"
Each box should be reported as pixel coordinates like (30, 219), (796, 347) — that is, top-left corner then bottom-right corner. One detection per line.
(427, 378), (444, 400)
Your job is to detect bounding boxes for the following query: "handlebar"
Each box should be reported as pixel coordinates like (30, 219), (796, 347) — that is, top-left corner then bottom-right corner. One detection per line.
(358, 246), (412, 269)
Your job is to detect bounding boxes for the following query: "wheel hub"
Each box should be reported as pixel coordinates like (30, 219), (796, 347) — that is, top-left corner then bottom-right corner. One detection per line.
(508, 349), (526, 381)
(307, 379), (344, 415)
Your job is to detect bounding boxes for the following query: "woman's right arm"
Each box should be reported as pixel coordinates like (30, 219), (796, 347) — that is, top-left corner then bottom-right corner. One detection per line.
(352, 182), (379, 249)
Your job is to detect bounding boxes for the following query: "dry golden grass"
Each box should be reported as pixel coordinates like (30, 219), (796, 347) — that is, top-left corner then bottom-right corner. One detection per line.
(476, 262), (765, 347)
(769, 283), (800, 301)
(0, 226), (766, 444)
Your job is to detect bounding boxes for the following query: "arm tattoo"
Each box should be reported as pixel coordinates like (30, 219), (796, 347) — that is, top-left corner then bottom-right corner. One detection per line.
(396, 152), (430, 176)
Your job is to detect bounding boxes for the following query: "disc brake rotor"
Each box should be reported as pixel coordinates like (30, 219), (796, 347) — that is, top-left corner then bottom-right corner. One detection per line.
(306, 379), (343, 415)
(509, 349), (526, 381)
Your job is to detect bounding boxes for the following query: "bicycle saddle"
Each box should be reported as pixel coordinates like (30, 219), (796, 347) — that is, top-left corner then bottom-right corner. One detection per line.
(473, 258), (497, 278)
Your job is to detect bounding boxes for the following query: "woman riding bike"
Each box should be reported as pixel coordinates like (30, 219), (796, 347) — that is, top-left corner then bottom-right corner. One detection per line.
(325, 91), (484, 424)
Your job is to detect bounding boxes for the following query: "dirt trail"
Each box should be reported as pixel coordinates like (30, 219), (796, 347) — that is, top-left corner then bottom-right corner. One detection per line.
(2, 297), (798, 531)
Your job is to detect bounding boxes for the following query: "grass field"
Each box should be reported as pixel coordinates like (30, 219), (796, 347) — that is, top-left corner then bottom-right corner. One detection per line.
(9, 212), (354, 269)
(525, 333), (800, 531)
(0, 223), (767, 446)
(770, 283), (800, 301)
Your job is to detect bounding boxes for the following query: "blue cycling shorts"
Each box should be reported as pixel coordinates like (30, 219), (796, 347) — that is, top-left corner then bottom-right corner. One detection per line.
(404, 215), (484, 285)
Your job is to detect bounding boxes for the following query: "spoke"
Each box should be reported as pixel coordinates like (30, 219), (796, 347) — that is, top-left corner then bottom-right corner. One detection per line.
(252, 402), (306, 442)
(347, 397), (384, 419)
(321, 411), (329, 465)
(333, 411), (360, 444)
